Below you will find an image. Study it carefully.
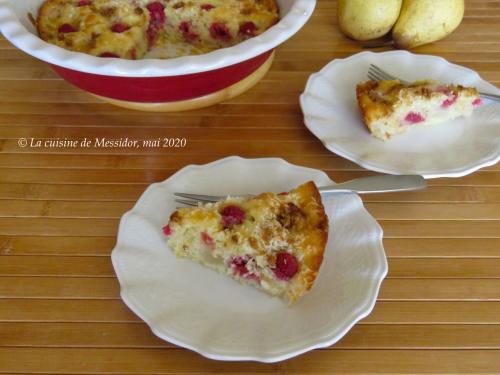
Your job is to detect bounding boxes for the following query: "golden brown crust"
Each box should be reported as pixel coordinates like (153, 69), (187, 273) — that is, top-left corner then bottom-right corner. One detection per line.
(36, 1), (48, 37)
(37, 0), (149, 59)
(36, 0), (280, 58)
(356, 80), (398, 131)
(285, 181), (328, 302)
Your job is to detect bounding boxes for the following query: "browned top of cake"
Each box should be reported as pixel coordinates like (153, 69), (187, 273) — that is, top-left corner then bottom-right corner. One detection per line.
(36, 0), (280, 59)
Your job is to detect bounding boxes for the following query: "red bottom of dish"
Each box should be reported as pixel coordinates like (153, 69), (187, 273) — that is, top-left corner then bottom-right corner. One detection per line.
(51, 50), (274, 103)
(91, 51), (275, 112)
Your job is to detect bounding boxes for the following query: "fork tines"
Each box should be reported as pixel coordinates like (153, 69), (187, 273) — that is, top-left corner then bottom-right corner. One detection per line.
(174, 192), (225, 207)
(368, 64), (409, 84)
(174, 198), (200, 207)
(367, 64), (500, 102)
(174, 192), (223, 203)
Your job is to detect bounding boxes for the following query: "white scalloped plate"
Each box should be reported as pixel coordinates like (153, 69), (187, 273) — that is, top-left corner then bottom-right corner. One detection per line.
(111, 156), (387, 363)
(300, 51), (500, 179)
(0, 0), (315, 77)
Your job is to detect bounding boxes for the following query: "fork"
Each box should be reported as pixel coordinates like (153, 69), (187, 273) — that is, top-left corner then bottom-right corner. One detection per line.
(367, 64), (500, 103)
(174, 174), (426, 206)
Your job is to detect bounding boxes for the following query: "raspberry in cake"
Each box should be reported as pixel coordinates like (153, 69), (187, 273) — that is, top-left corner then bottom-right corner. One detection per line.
(356, 79), (482, 140)
(161, 0), (279, 51)
(37, 0), (150, 59)
(37, 0), (280, 59)
(163, 181), (329, 304)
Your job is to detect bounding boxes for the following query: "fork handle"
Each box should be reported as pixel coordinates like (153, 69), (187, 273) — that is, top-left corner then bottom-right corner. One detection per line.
(480, 92), (500, 102)
(318, 175), (426, 195)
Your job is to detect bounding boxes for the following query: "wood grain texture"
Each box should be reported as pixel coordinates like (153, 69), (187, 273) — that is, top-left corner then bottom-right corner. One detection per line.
(0, 0), (499, 373)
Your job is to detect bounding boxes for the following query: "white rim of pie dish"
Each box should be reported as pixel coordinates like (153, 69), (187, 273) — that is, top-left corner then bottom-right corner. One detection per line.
(111, 156), (388, 363)
(0, 0), (315, 77)
(300, 50), (500, 179)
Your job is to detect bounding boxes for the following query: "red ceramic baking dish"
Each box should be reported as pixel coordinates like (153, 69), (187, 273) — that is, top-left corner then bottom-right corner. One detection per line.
(0, 0), (316, 111)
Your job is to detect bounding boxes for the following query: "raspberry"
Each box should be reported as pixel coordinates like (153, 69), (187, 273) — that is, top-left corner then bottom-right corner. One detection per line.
(146, 2), (166, 46)
(404, 112), (425, 124)
(147, 2), (165, 13)
(99, 52), (119, 58)
(239, 21), (257, 37)
(130, 48), (137, 60)
(147, 2), (166, 26)
(210, 22), (231, 42)
(220, 205), (245, 228)
(162, 225), (172, 236)
(435, 85), (450, 95)
(58, 24), (77, 33)
(201, 4), (215, 11)
(273, 252), (299, 281)
(77, 0), (91, 6)
(230, 256), (257, 279)
(201, 232), (215, 247)
(441, 92), (458, 108)
(230, 256), (248, 275)
(473, 98), (483, 106)
(111, 23), (130, 33)
(146, 28), (157, 46)
(179, 21), (199, 42)
(179, 21), (189, 33)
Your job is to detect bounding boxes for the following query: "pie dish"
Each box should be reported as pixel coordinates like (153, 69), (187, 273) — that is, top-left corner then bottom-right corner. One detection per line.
(0, 0), (315, 109)
(165, 181), (329, 304)
(111, 156), (387, 362)
(301, 51), (500, 178)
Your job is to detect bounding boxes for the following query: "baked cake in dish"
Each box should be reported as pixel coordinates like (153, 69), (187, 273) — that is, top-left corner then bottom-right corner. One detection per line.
(37, 0), (150, 59)
(160, 0), (279, 52)
(163, 181), (329, 304)
(356, 79), (482, 141)
(36, 0), (280, 59)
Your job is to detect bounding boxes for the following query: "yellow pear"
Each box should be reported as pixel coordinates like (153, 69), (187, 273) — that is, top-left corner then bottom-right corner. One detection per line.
(338, 0), (402, 41)
(393, 0), (465, 49)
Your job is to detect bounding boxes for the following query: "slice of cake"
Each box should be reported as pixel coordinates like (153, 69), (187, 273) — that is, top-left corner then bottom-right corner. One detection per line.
(356, 79), (483, 140)
(163, 181), (329, 304)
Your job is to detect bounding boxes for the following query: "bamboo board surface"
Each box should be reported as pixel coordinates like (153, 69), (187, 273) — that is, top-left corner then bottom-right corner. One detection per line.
(1, 0), (500, 373)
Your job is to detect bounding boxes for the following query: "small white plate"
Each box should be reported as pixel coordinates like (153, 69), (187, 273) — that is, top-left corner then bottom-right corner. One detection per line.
(111, 156), (387, 363)
(300, 51), (500, 178)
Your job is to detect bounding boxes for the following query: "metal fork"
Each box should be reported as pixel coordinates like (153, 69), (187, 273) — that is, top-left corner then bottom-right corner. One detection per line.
(368, 64), (500, 102)
(174, 174), (426, 206)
